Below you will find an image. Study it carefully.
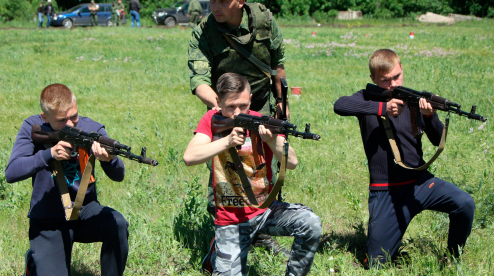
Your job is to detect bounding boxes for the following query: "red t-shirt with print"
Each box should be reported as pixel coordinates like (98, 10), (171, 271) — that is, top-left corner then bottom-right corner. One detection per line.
(194, 110), (275, 226)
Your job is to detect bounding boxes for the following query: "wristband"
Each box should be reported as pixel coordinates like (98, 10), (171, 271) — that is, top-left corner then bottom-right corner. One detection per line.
(275, 97), (283, 103)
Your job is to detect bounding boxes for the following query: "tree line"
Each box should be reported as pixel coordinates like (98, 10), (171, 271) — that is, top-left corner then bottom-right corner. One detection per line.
(1, 0), (493, 22)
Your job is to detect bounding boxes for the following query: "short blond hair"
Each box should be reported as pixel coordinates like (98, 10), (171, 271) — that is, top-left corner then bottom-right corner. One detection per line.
(369, 49), (401, 76)
(40, 84), (76, 115)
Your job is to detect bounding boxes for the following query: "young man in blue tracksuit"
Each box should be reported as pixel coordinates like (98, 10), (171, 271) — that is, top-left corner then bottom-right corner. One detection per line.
(334, 49), (474, 267)
(6, 84), (128, 276)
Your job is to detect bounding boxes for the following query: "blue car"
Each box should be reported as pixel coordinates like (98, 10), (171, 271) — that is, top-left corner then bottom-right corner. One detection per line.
(50, 3), (127, 28)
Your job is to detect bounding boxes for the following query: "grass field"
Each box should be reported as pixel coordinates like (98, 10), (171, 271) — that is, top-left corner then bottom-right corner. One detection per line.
(0, 19), (493, 275)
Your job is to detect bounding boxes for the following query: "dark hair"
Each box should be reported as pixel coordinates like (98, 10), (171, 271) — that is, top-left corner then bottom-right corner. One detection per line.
(216, 73), (251, 100)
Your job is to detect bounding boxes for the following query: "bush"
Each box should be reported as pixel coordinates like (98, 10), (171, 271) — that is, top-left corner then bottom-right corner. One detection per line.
(312, 10), (339, 23)
(0, 0), (32, 21)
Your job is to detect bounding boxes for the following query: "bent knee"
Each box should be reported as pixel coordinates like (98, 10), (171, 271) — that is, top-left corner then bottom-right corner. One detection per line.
(453, 193), (475, 218)
(300, 213), (322, 240)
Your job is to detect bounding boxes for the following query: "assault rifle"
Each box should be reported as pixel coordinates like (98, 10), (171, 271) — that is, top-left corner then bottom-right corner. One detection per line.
(211, 113), (321, 141)
(364, 83), (487, 122)
(31, 124), (159, 166)
(364, 83), (487, 171)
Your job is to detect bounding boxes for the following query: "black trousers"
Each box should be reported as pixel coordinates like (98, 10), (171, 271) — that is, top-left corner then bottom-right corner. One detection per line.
(367, 174), (475, 266)
(29, 201), (129, 276)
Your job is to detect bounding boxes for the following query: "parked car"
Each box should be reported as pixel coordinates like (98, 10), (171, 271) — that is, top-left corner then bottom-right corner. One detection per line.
(50, 3), (127, 28)
(152, 0), (211, 27)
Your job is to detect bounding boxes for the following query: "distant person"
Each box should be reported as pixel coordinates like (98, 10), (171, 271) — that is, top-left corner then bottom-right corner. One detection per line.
(44, 0), (55, 28)
(37, 1), (44, 27)
(111, 1), (118, 26)
(129, 0), (141, 28)
(89, 0), (100, 27)
(187, 0), (202, 28)
(116, 0), (125, 26)
(5, 84), (128, 276)
(334, 49), (475, 267)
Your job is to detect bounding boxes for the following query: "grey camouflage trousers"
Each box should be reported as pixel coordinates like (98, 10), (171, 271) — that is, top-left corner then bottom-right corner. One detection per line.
(212, 201), (322, 276)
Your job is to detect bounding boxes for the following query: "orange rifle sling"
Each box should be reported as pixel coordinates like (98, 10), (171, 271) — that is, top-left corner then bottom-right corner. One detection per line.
(78, 147), (95, 183)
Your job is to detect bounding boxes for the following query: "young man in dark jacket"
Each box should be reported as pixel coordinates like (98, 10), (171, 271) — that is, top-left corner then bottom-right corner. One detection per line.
(129, 0), (141, 27)
(37, 1), (44, 27)
(334, 49), (474, 267)
(44, 0), (55, 27)
(6, 84), (129, 276)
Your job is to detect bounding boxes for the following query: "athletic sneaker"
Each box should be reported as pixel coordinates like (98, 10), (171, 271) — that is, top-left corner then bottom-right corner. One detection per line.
(201, 238), (216, 275)
(24, 249), (34, 276)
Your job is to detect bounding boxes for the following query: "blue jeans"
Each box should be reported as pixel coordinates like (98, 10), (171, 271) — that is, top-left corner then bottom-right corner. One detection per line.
(38, 13), (44, 27)
(130, 10), (140, 27)
(46, 15), (51, 28)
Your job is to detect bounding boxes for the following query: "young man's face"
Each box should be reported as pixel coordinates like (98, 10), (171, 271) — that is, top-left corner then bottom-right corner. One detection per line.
(217, 89), (251, 119)
(370, 62), (403, 90)
(210, 0), (244, 26)
(41, 101), (79, 131)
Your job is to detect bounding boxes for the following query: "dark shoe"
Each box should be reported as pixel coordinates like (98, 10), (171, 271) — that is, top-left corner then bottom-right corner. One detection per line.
(252, 233), (290, 258)
(24, 249), (34, 276)
(201, 238), (216, 275)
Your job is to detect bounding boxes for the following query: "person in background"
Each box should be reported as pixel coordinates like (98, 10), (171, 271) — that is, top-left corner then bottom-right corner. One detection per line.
(37, 1), (44, 28)
(44, 0), (55, 28)
(116, 0), (125, 26)
(111, 2), (118, 26)
(129, 0), (141, 28)
(88, 0), (100, 27)
(187, 0), (203, 28)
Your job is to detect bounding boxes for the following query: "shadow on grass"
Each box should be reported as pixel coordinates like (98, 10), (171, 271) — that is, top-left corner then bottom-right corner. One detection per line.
(318, 221), (368, 267)
(70, 262), (98, 276)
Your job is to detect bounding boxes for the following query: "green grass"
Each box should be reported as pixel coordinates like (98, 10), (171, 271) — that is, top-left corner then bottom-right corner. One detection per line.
(0, 19), (493, 275)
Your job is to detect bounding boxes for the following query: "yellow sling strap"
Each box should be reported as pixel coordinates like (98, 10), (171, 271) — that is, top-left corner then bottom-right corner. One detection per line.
(45, 143), (74, 219)
(380, 115), (449, 171)
(69, 154), (95, 220)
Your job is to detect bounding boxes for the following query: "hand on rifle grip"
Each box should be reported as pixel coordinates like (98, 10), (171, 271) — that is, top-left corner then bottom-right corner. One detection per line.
(51, 141), (74, 161)
(386, 99), (405, 117)
(228, 127), (246, 149)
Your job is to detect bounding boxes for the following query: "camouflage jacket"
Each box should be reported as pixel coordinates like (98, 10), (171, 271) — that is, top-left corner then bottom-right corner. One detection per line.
(116, 3), (125, 13)
(188, 2), (286, 112)
(188, 0), (202, 15)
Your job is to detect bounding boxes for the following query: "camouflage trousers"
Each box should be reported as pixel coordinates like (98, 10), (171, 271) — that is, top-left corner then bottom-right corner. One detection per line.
(212, 201), (322, 276)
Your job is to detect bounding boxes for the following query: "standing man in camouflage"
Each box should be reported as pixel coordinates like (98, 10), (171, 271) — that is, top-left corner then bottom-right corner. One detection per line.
(111, 2), (118, 26)
(187, 0), (203, 28)
(187, 0), (291, 262)
(88, 0), (99, 27)
(116, 0), (125, 26)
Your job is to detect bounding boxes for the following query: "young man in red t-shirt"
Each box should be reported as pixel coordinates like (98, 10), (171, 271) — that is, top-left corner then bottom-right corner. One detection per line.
(184, 73), (321, 275)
